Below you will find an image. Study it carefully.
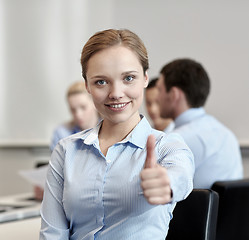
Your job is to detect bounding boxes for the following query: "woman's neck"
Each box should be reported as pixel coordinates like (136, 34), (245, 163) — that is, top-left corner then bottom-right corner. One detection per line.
(98, 113), (141, 156)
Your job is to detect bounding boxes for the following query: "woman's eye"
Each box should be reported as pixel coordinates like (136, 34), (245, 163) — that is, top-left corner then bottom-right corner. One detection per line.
(124, 75), (134, 82)
(96, 80), (107, 85)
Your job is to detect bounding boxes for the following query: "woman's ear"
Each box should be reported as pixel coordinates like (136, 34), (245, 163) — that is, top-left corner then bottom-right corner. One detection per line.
(85, 80), (91, 94)
(144, 71), (149, 88)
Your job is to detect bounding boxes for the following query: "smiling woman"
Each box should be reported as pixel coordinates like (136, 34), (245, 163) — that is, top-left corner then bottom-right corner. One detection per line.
(39, 29), (195, 240)
(85, 45), (148, 135)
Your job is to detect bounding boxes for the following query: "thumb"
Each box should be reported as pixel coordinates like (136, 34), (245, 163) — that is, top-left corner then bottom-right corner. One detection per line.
(144, 134), (157, 168)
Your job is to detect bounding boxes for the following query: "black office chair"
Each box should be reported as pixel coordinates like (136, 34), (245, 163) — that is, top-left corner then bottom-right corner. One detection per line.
(211, 178), (249, 240)
(166, 189), (219, 240)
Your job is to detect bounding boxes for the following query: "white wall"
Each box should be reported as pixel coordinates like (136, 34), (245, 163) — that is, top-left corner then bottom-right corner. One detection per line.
(0, 0), (90, 145)
(1, 0), (249, 146)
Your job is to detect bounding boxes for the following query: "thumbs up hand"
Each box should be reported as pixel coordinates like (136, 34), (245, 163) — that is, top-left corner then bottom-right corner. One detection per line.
(140, 135), (172, 205)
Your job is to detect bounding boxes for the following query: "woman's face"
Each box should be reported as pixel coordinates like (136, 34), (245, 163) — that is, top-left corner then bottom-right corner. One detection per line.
(68, 93), (98, 130)
(157, 75), (175, 119)
(85, 45), (148, 126)
(145, 87), (161, 123)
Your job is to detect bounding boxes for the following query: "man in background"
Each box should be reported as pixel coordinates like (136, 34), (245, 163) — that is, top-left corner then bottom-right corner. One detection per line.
(156, 58), (243, 188)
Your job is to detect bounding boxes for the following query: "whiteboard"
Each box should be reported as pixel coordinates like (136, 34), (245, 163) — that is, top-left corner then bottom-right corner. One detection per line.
(1, 0), (249, 146)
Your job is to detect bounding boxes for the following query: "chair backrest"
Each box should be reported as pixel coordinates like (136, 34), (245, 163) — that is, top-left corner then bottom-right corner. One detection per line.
(211, 178), (249, 240)
(166, 189), (219, 240)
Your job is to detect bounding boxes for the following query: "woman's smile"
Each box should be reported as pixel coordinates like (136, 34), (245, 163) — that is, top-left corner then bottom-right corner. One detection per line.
(86, 45), (148, 126)
(105, 102), (130, 111)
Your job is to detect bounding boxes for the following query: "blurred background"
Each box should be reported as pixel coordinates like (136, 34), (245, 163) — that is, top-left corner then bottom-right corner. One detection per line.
(0, 0), (249, 196)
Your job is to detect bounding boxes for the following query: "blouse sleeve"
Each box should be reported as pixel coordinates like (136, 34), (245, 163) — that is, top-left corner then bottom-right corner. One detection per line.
(157, 132), (195, 203)
(40, 143), (70, 240)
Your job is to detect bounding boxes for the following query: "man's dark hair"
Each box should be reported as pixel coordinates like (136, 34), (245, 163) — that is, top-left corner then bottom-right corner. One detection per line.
(160, 58), (210, 107)
(146, 77), (158, 90)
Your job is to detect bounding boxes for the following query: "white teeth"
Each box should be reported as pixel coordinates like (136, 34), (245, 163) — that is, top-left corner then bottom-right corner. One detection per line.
(110, 103), (126, 108)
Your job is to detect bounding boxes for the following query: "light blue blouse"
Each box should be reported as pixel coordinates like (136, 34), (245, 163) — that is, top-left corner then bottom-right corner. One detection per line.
(163, 121), (175, 133)
(173, 107), (243, 189)
(40, 116), (194, 240)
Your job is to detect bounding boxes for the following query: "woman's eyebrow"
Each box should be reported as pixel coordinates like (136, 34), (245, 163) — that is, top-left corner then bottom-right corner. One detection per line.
(121, 70), (139, 76)
(90, 75), (107, 80)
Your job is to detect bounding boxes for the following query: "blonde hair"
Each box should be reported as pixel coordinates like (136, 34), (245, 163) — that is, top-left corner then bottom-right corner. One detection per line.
(81, 29), (149, 81)
(67, 81), (88, 98)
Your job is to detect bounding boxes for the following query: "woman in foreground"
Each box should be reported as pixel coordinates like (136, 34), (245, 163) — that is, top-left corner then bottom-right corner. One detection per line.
(40, 28), (194, 240)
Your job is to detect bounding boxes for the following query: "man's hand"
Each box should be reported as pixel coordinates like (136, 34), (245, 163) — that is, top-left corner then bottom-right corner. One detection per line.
(140, 134), (172, 205)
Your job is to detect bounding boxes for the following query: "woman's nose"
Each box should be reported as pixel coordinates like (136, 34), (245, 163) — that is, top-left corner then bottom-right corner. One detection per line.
(108, 84), (124, 100)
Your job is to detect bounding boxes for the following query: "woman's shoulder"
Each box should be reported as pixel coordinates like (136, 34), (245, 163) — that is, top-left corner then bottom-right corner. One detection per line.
(151, 128), (188, 149)
(58, 127), (94, 147)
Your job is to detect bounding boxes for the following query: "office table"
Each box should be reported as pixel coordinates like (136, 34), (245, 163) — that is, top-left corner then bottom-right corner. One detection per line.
(0, 192), (41, 223)
(0, 217), (41, 239)
(0, 192), (41, 239)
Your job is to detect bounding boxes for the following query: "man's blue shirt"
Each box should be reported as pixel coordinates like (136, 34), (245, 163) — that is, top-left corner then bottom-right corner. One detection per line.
(173, 107), (243, 188)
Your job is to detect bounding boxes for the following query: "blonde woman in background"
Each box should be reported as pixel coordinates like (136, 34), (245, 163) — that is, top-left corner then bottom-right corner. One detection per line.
(34, 81), (100, 200)
(50, 81), (100, 151)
